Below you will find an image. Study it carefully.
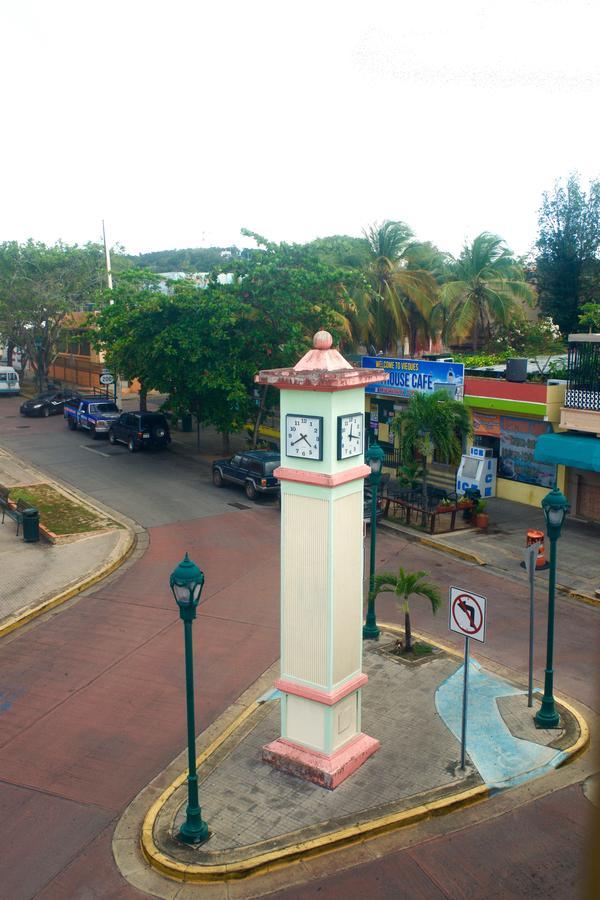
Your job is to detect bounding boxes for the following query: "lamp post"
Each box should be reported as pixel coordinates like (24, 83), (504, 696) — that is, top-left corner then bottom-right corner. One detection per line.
(363, 441), (385, 640)
(534, 487), (569, 729)
(170, 553), (210, 844)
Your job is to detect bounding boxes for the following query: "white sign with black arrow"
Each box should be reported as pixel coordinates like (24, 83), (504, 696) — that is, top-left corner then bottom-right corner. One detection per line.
(449, 586), (488, 770)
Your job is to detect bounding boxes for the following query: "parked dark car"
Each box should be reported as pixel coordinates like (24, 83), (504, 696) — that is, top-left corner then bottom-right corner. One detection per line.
(20, 389), (81, 417)
(108, 411), (171, 452)
(212, 451), (280, 501)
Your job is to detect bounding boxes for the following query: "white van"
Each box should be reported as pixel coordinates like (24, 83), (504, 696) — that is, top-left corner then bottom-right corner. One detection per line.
(0, 366), (20, 395)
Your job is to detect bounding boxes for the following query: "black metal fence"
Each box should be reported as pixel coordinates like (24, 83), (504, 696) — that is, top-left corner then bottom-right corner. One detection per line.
(565, 340), (600, 411)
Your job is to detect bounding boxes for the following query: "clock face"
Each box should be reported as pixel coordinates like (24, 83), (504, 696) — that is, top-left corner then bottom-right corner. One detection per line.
(285, 414), (323, 461)
(337, 413), (364, 460)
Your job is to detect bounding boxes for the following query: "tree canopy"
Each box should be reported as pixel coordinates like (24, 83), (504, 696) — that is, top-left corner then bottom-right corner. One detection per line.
(535, 174), (600, 336)
(0, 240), (105, 388)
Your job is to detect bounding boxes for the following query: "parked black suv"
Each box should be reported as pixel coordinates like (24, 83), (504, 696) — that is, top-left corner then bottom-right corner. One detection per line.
(108, 412), (171, 452)
(212, 451), (280, 500)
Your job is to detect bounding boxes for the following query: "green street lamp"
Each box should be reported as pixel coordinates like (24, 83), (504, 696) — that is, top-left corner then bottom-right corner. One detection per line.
(534, 487), (569, 729)
(170, 553), (210, 844)
(363, 441), (385, 640)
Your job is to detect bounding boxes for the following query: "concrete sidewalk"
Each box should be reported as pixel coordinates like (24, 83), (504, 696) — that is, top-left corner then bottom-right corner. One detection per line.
(420, 497), (600, 601)
(0, 447), (137, 634)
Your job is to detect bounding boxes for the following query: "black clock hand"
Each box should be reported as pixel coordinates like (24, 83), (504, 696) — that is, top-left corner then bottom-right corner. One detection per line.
(300, 434), (312, 447)
(290, 434), (306, 446)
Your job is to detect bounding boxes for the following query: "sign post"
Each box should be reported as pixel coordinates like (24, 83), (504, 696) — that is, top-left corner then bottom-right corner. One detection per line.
(449, 586), (487, 770)
(523, 543), (539, 707)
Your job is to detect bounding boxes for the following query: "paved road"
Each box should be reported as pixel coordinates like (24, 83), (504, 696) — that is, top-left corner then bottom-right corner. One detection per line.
(0, 395), (269, 526)
(0, 399), (598, 898)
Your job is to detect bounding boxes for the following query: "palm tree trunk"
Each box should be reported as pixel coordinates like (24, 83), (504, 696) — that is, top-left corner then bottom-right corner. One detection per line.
(404, 608), (413, 653)
(222, 431), (230, 455)
(421, 460), (429, 527)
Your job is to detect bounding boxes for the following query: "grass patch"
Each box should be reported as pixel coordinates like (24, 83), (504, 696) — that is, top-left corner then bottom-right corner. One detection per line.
(9, 484), (112, 535)
(388, 639), (435, 660)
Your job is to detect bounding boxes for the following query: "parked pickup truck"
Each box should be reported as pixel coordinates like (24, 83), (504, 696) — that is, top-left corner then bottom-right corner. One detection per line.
(64, 397), (121, 438)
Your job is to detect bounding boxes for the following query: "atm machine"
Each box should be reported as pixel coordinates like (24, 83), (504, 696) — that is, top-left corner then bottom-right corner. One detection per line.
(456, 446), (497, 498)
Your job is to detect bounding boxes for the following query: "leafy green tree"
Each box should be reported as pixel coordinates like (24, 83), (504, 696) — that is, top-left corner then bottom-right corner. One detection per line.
(578, 302), (600, 332)
(535, 174), (600, 335)
(440, 233), (533, 350)
(92, 270), (166, 410)
(362, 221), (439, 355)
(391, 391), (471, 525)
(372, 567), (441, 653)
(0, 240), (105, 390)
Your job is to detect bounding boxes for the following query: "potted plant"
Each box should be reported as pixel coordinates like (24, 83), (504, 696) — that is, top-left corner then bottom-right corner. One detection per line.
(437, 497), (453, 512)
(474, 499), (489, 529)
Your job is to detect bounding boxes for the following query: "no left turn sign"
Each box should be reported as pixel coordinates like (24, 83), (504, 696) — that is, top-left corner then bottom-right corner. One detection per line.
(449, 587), (487, 643)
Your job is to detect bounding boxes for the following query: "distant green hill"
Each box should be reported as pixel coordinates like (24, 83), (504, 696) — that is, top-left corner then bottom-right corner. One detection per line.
(125, 246), (243, 273)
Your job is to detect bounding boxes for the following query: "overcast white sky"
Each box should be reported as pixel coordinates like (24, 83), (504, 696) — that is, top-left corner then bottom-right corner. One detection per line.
(1, 0), (598, 258)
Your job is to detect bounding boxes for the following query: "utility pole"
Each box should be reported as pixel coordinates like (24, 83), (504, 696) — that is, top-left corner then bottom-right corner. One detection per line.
(102, 219), (113, 296)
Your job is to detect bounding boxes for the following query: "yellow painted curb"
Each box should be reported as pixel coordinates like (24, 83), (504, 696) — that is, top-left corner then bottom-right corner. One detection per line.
(557, 583), (600, 608)
(0, 528), (136, 639)
(418, 536), (487, 566)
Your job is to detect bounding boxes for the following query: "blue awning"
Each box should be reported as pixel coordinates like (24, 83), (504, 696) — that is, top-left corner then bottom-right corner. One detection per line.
(534, 433), (600, 472)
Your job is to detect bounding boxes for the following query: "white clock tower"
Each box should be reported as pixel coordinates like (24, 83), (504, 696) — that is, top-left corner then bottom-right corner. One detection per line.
(256, 331), (389, 789)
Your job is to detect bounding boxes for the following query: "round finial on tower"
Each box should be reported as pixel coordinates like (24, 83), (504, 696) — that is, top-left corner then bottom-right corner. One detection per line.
(313, 330), (333, 350)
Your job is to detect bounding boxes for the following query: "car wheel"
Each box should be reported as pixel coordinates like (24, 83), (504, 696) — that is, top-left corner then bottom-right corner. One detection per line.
(90, 426), (98, 440)
(108, 431), (116, 445)
(245, 480), (258, 501)
(43, 406), (50, 418)
(128, 438), (137, 453)
(68, 419), (77, 431)
(212, 469), (224, 487)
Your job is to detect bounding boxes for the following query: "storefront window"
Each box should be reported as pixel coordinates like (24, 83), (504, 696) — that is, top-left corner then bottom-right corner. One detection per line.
(499, 417), (556, 487)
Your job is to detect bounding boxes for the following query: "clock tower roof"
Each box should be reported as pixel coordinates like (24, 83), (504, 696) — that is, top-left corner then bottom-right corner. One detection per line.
(256, 331), (390, 392)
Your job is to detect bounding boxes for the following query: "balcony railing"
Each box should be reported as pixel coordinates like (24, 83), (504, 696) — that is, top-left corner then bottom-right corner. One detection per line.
(565, 335), (600, 412)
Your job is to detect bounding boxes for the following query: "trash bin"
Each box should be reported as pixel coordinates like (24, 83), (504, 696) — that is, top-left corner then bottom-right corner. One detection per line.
(22, 507), (40, 543)
(181, 413), (193, 433)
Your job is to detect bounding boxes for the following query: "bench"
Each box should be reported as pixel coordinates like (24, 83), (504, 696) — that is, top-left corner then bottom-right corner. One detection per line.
(0, 485), (25, 536)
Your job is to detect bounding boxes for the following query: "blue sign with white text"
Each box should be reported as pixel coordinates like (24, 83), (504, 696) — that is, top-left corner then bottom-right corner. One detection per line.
(362, 356), (465, 400)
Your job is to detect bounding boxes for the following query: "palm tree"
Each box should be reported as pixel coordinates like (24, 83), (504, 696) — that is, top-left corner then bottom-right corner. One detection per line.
(391, 391), (471, 525)
(372, 567), (441, 653)
(440, 233), (534, 350)
(363, 221), (439, 355)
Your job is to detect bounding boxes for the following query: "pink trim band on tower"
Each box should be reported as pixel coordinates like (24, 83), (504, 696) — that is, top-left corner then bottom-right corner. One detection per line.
(274, 463), (371, 487)
(275, 672), (368, 706)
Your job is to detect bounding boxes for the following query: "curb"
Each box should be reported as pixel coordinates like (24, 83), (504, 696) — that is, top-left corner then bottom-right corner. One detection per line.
(0, 448), (140, 640)
(0, 527), (137, 639)
(419, 536), (487, 566)
(557, 583), (600, 608)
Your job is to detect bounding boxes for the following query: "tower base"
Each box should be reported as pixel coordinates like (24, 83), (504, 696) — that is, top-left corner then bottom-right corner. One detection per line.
(262, 733), (380, 790)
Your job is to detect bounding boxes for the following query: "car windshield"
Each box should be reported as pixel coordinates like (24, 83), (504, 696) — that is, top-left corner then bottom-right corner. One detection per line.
(264, 461), (279, 476)
(91, 402), (119, 414)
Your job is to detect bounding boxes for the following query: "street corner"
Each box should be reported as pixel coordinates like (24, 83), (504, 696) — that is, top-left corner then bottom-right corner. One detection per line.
(0, 450), (141, 638)
(127, 642), (492, 887)
(116, 624), (594, 891)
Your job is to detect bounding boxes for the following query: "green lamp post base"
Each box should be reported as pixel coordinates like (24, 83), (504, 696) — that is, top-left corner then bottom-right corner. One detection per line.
(534, 697), (560, 729)
(362, 622), (380, 640)
(178, 807), (210, 844)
